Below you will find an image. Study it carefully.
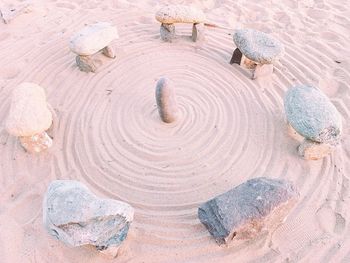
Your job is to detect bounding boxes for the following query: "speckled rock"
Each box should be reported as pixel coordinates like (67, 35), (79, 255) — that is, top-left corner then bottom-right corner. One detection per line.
(6, 82), (52, 137)
(155, 5), (205, 24)
(198, 177), (299, 245)
(70, 22), (118, 56)
(43, 180), (134, 258)
(155, 77), (179, 123)
(233, 29), (284, 64)
(284, 84), (342, 144)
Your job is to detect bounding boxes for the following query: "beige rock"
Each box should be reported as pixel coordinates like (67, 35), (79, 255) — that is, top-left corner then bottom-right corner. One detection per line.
(19, 131), (52, 153)
(155, 5), (205, 24)
(298, 139), (335, 160)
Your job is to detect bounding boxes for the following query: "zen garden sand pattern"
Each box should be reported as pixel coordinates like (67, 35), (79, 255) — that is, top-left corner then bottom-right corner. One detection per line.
(0, 1), (350, 263)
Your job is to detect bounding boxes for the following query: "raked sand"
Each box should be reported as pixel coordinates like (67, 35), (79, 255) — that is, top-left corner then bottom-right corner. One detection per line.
(0, 0), (350, 262)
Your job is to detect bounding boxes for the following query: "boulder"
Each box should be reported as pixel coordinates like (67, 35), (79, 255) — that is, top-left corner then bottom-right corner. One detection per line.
(198, 177), (299, 245)
(233, 29), (284, 64)
(43, 180), (134, 257)
(284, 84), (342, 144)
(155, 5), (205, 24)
(69, 22), (119, 56)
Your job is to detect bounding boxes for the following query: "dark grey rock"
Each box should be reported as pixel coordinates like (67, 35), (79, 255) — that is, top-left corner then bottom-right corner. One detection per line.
(43, 180), (134, 257)
(284, 84), (342, 144)
(233, 29), (284, 64)
(198, 177), (299, 245)
(160, 23), (175, 42)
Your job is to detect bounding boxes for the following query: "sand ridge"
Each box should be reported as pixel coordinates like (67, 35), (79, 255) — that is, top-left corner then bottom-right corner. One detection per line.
(0, 0), (349, 262)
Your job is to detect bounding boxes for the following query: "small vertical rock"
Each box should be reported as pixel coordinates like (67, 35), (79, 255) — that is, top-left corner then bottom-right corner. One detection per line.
(160, 23), (175, 42)
(155, 77), (179, 123)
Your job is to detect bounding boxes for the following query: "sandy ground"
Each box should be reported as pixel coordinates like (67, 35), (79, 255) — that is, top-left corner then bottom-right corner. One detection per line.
(0, 0), (350, 262)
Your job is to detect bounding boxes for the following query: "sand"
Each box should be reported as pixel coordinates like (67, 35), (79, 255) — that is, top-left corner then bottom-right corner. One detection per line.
(0, 0), (349, 262)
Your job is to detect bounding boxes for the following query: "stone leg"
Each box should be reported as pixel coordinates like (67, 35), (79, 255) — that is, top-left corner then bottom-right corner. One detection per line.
(19, 131), (52, 153)
(230, 48), (243, 65)
(160, 23), (175, 42)
(192, 23), (205, 42)
(76, 55), (97, 73)
(298, 139), (334, 160)
(102, 45), (116, 59)
(240, 55), (257, 69)
(252, 64), (274, 80)
(287, 123), (304, 142)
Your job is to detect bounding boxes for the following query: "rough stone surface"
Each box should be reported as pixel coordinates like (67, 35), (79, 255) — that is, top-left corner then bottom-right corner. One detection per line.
(198, 177), (299, 245)
(160, 23), (175, 42)
(102, 46), (116, 58)
(76, 55), (97, 73)
(155, 5), (205, 24)
(252, 64), (274, 79)
(155, 77), (179, 123)
(233, 29), (284, 64)
(70, 22), (118, 56)
(298, 139), (335, 160)
(6, 82), (53, 137)
(284, 84), (342, 144)
(19, 131), (52, 153)
(43, 180), (134, 257)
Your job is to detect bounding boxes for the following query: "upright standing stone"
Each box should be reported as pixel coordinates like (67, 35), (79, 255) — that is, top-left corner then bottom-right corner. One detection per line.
(198, 177), (299, 245)
(155, 77), (179, 123)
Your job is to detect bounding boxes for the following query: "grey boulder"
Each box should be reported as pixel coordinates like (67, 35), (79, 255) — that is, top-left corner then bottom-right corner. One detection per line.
(233, 29), (284, 64)
(198, 177), (299, 245)
(284, 84), (342, 145)
(43, 180), (134, 257)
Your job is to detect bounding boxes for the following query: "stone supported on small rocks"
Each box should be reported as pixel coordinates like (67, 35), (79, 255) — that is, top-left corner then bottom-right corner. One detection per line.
(155, 77), (179, 123)
(198, 177), (299, 245)
(19, 131), (52, 153)
(192, 23), (205, 42)
(298, 139), (334, 160)
(102, 45), (116, 58)
(76, 55), (97, 73)
(43, 180), (134, 258)
(160, 23), (175, 42)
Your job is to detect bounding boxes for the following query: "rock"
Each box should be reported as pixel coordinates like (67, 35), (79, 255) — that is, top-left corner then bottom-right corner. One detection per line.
(298, 139), (334, 160)
(155, 5), (205, 24)
(43, 180), (134, 257)
(69, 22), (119, 56)
(198, 177), (299, 245)
(19, 131), (52, 153)
(192, 23), (205, 42)
(284, 84), (342, 144)
(76, 55), (97, 73)
(155, 77), (179, 123)
(233, 29), (284, 64)
(6, 82), (52, 137)
(160, 23), (175, 42)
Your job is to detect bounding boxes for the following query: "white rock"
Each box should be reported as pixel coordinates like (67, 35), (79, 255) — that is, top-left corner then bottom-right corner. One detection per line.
(155, 5), (205, 24)
(5, 82), (52, 137)
(43, 180), (134, 258)
(69, 22), (119, 56)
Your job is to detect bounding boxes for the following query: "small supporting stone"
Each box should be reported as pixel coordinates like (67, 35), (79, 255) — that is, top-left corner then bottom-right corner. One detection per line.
(102, 45), (116, 58)
(160, 23), (175, 42)
(252, 64), (274, 80)
(76, 55), (96, 73)
(298, 139), (334, 160)
(155, 77), (179, 123)
(230, 48), (243, 65)
(192, 23), (205, 42)
(240, 54), (257, 69)
(19, 131), (52, 153)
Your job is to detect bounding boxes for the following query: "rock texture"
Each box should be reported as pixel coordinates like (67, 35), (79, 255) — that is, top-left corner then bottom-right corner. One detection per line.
(19, 131), (52, 153)
(160, 23), (175, 42)
(155, 77), (179, 123)
(284, 84), (342, 145)
(198, 177), (299, 245)
(69, 22), (118, 56)
(155, 5), (205, 24)
(6, 82), (52, 137)
(233, 29), (284, 64)
(43, 180), (134, 257)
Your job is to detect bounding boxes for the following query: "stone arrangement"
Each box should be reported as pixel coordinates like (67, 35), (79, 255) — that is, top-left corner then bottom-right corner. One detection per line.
(155, 77), (179, 123)
(284, 84), (342, 160)
(43, 180), (134, 258)
(5, 82), (53, 153)
(198, 177), (299, 245)
(155, 5), (206, 42)
(69, 22), (119, 73)
(230, 29), (284, 79)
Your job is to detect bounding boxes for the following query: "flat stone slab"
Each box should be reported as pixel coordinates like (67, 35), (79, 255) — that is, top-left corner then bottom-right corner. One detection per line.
(233, 29), (284, 64)
(43, 180), (134, 257)
(155, 5), (205, 24)
(198, 177), (299, 245)
(6, 82), (52, 137)
(284, 84), (342, 144)
(70, 22), (118, 56)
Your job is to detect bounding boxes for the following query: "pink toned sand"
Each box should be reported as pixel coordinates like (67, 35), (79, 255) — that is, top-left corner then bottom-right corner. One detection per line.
(1, 0), (350, 262)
